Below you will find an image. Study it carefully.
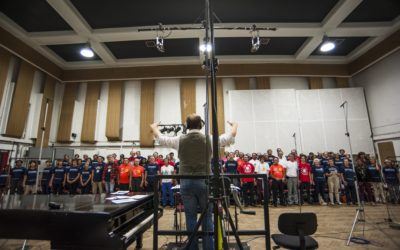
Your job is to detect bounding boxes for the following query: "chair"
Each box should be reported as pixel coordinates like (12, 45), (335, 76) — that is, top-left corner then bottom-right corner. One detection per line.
(272, 213), (318, 250)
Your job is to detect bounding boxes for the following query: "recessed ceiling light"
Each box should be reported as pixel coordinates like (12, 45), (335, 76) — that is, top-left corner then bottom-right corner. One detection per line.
(320, 41), (335, 52)
(80, 47), (94, 58)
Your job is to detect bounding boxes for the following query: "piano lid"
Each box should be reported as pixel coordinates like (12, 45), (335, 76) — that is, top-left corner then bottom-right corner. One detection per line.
(0, 193), (153, 215)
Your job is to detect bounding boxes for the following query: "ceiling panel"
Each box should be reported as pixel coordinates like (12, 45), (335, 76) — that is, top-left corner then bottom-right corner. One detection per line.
(105, 38), (199, 59)
(215, 37), (308, 56)
(0, 0), (72, 32)
(311, 37), (369, 56)
(71, 0), (338, 29)
(344, 0), (400, 22)
(47, 43), (102, 62)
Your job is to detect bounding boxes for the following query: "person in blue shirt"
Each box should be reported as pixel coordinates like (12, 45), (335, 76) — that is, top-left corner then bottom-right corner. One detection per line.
(367, 157), (386, 203)
(10, 160), (26, 195)
(0, 165), (10, 195)
(311, 159), (327, 205)
(224, 153), (239, 186)
(382, 159), (399, 204)
(50, 160), (66, 195)
(341, 159), (357, 205)
(144, 156), (159, 192)
(23, 161), (38, 195)
(80, 161), (93, 194)
(67, 159), (81, 195)
(334, 154), (344, 169)
(40, 160), (53, 194)
(326, 158), (343, 205)
(92, 156), (105, 194)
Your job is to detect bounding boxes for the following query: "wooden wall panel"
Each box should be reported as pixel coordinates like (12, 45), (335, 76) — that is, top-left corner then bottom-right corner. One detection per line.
(308, 77), (323, 89)
(336, 77), (349, 88)
(180, 78), (196, 124)
(140, 80), (155, 147)
(256, 77), (270, 89)
(377, 141), (396, 162)
(35, 75), (55, 147)
(0, 47), (12, 106)
(57, 83), (78, 143)
(106, 81), (123, 141)
(4, 61), (35, 138)
(235, 77), (250, 90)
(81, 83), (101, 143)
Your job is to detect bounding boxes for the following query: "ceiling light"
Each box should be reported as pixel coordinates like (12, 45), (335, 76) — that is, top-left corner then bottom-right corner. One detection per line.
(199, 43), (212, 53)
(80, 47), (94, 58)
(320, 41), (335, 52)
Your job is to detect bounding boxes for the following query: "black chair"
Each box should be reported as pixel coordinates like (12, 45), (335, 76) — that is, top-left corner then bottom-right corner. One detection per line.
(272, 212), (318, 250)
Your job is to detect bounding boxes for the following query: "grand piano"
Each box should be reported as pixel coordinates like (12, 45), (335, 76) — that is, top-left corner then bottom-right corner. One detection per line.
(0, 193), (161, 250)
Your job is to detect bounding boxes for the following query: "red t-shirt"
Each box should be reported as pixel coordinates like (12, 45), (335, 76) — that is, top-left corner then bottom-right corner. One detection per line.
(299, 162), (311, 183)
(131, 165), (145, 178)
(237, 162), (255, 183)
(269, 164), (285, 180)
(118, 164), (131, 184)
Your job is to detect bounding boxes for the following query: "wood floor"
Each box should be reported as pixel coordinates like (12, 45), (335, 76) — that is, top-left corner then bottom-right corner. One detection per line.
(1, 204), (399, 249)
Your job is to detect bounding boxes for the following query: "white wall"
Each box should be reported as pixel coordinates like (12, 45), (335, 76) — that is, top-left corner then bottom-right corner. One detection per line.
(95, 82), (109, 142)
(154, 79), (181, 124)
(121, 80), (141, 141)
(71, 83), (86, 142)
(351, 50), (400, 160)
(25, 70), (45, 139)
(49, 82), (64, 144)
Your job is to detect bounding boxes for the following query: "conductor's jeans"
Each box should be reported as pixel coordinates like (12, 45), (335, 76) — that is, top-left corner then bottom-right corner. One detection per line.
(180, 179), (214, 250)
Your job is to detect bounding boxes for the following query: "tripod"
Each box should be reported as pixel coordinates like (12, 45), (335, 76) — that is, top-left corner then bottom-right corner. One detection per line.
(340, 101), (368, 246)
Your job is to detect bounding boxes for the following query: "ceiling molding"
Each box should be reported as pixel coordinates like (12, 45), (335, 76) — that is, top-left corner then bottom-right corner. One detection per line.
(0, 26), (62, 80)
(349, 29), (400, 76)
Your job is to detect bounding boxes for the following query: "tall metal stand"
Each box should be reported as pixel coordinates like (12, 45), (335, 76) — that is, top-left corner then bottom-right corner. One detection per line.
(342, 101), (368, 246)
(35, 98), (49, 194)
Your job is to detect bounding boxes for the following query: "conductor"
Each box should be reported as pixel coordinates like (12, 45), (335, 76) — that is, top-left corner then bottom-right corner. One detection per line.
(150, 114), (238, 250)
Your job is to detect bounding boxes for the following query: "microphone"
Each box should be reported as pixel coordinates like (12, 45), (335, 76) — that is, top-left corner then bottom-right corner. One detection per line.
(292, 133), (296, 137)
(339, 101), (347, 108)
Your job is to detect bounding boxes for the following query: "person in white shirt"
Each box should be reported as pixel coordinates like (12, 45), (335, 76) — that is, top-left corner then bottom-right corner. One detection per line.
(278, 151), (287, 168)
(255, 156), (270, 205)
(249, 153), (260, 167)
(286, 154), (299, 205)
(160, 159), (175, 207)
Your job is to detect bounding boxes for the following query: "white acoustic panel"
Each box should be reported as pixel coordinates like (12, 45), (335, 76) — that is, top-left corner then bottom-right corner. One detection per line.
(154, 79), (181, 124)
(122, 81), (141, 141)
(95, 82), (109, 142)
(195, 79), (206, 120)
(71, 83), (86, 142)
(230, 88), (374, 155)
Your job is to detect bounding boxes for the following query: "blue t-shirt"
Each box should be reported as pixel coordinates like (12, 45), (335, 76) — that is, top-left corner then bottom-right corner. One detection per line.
(80, 169), (91, 182)
(326, 165), (341, 175)
(64, 165), (71, 174)
(68, 167), (80, 181)
(92, 162), (104, 182)
(53, 167), (66, 184)
(0, 170), (8, 185)
(25, 169), (38, 185)
(383, 167), (398, 184)
(41, 167), (53, 182)
(335, 160), (344, 169)
(11, 167), (26, 181)
(312, 166), (327, 182)
(145, 163), (159, 181)
(342, 166), (356, 183)
(320, 158), (329, 167)
(366, 165), (381, 182)
(225, 160), (238, 174)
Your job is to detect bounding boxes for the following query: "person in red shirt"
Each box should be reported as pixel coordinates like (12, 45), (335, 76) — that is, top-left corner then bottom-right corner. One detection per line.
(237, 155), (256, 207)
(118, 158), (131, 191)
(269, 157), (286, 207)
(128, 151), (136, 163)
(299, 155), (313, 205)
(131, 158), (145, 192)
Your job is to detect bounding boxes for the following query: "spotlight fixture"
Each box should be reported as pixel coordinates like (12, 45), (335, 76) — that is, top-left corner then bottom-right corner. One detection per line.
(199, 43), (212, 53)
(174, 126), (182, 134)
(319, 35), (336, 52)
(166, 126), (175, 133)
(160, 127), (168, 134)
(250, 25), (260, 53)
(80, 46), (94, 58)
(156, 36), (165, 53)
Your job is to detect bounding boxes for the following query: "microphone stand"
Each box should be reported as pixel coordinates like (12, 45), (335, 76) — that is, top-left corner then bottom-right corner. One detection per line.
(342, 101), (368, 246)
